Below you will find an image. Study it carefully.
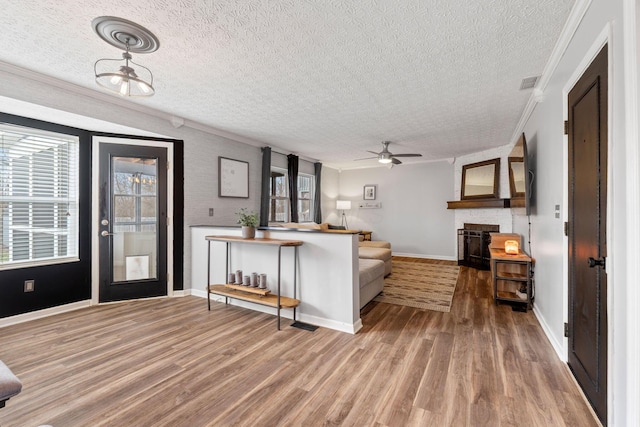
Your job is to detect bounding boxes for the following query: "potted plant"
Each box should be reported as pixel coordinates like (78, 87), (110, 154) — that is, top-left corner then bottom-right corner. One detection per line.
(237, 208), (259, 239)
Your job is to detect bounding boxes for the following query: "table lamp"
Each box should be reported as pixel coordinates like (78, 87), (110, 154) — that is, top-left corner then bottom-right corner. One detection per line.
(504, 240), (520, 255)
(336, 200), (351, 229)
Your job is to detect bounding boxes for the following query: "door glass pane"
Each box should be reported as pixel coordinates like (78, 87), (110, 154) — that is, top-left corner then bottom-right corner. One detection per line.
(111, 156), (158, 282)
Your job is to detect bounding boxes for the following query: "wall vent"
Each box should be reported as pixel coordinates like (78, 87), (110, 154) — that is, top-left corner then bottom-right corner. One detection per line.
(520, 76), (540, 90)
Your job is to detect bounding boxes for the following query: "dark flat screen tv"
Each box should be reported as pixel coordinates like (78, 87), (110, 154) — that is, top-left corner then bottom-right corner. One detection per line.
(508, 133), (532, 215)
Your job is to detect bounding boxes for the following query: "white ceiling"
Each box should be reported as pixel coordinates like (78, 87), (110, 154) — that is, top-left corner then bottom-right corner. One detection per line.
(0, 0), (574, 169)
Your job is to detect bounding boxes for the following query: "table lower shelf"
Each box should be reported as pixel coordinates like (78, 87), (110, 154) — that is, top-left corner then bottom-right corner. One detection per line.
(208, 284), (300, 308)
(496, 290), (529, 303)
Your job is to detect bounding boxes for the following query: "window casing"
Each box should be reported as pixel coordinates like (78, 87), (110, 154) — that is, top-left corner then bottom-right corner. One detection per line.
(269, 168), (315, 223)
(0, 123), (79, 270)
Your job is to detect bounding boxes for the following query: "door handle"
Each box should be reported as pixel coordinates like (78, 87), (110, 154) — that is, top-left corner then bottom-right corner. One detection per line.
(100, 230), (114, 237)
(587, 257), (605, 268)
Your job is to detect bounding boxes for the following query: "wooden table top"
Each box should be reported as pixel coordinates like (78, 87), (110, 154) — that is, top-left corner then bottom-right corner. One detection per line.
(489, 248), (532, 262)
(205, 235), (303, 246)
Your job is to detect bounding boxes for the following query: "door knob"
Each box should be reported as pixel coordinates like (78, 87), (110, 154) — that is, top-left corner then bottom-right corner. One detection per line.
(100, 230), (114, 237)
(587, 257), (605, 268)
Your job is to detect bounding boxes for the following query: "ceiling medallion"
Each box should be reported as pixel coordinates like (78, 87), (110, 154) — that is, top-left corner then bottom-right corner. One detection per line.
(92, 16), (160, 97)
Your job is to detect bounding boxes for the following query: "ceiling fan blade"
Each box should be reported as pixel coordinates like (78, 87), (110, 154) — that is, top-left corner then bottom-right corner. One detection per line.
(354, 156), (378, 161)
(392, 153), (422, 158)
(366, 151), (380, 155)
(392, 157), (402, 165)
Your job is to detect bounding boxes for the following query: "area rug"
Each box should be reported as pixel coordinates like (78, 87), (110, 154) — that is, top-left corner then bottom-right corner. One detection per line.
(374, 260), (460, 312)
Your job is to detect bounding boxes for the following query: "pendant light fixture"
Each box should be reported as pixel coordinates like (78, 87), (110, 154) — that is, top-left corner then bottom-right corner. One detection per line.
(92, 16), (160, 97)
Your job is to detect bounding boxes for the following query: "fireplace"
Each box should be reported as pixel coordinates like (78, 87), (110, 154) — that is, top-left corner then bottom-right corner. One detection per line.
(457, 223), (499, 270)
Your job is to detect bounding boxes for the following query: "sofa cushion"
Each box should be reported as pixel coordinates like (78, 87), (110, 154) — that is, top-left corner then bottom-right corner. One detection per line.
(359, 241), (391, 249)
(359, 246), (391, 261)
(359, 246), (392, 276)
(359, 259), (385, 288)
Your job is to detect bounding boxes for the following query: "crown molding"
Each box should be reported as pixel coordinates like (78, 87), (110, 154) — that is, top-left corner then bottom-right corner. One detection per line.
(509, 0), (593, 146)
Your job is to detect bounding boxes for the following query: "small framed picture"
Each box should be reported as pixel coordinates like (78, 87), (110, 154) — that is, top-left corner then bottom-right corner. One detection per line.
(219, 157), (249, 198)
(363, 184), (377, 200)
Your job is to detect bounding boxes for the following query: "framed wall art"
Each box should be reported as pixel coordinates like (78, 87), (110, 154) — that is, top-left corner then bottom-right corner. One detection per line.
(363, 184), (377, 200)
(218, 157), (249, 198)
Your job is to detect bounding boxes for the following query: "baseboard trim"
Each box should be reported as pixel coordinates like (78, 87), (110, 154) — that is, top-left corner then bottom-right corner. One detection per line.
(0, 300), (91, 328)
(533, 305), (565, 362)
(190, 289), (362, 334)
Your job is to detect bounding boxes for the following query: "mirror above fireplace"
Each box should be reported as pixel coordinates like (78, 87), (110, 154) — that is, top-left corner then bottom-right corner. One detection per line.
(461, 158), (500, 200)
(448, 157), (509, 209)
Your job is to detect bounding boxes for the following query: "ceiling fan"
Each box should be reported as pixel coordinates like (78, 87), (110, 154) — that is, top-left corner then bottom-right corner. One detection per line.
(356, 141), (422, 165)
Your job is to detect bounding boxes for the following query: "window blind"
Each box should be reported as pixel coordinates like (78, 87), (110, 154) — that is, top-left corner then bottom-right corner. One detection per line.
(0, 123), (79, 270)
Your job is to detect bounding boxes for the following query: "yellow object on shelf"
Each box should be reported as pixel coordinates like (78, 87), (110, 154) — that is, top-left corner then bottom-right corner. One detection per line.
(504, 240), (520, 254)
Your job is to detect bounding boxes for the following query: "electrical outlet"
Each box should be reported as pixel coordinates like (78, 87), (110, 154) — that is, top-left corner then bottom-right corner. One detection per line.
(24, 280), (35, 292)
(209, 208), (214, 217)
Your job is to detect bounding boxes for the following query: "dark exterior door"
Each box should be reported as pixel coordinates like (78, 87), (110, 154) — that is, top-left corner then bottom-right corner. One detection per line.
(98, 143), (168, 302)
(567, 45), (608, 425)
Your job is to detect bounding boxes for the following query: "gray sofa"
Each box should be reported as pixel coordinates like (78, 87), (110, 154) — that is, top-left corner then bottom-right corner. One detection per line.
(358, 245), (392, 276)
(357, 240), (392, 308)
(358, 258), (385, 309)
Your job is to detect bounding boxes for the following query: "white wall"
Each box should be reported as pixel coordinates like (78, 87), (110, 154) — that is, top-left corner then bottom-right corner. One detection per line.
(512, 0), (637, 424)
(191, 226), (361, 333)
(320, 166), (341, 224)
(337, 161), (455, 259)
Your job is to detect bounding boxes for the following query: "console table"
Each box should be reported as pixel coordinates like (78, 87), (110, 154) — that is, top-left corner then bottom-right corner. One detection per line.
(205, 235), (302, 330)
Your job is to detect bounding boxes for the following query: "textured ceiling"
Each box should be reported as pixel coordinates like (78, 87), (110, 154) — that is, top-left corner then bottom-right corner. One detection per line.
(0, 0), (574, 169)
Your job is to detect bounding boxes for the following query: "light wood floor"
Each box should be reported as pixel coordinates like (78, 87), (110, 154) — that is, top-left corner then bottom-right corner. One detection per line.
(0, 259), (598, 426)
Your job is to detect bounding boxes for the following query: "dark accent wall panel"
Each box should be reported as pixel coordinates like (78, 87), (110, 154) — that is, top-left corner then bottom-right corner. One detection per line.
(173, 140), (184, 290)
(0, 113), (92, 318)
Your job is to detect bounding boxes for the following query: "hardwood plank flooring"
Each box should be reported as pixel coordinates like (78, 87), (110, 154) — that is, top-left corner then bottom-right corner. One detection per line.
(0, 259), (598, 426)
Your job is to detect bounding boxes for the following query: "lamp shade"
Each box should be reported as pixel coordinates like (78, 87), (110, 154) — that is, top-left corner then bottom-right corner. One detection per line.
(336, 200), (351, 210)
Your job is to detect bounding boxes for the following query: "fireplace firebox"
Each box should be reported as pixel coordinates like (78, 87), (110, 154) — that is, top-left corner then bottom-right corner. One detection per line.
(457, 223), (499, 270)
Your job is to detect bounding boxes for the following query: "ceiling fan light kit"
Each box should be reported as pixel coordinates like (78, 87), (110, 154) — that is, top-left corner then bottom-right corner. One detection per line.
(357, 141), (422, 165)
(378, 152), (392, 164)
(92, 16), (159, 97)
